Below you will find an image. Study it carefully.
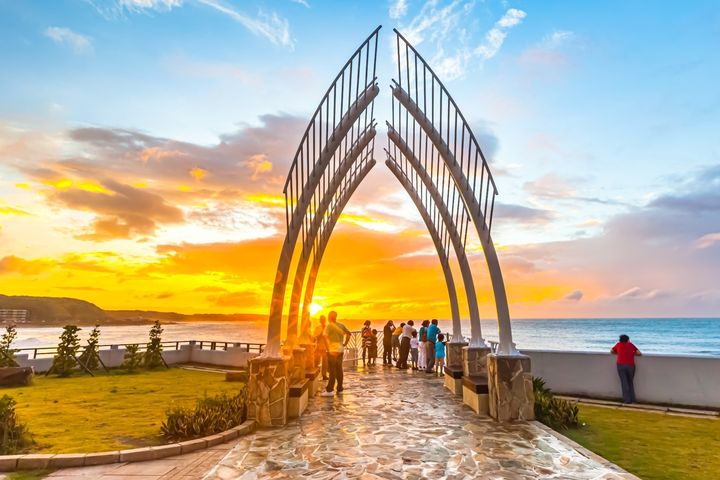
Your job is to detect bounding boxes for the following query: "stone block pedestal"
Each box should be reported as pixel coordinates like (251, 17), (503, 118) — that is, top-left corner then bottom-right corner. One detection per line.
(305, 367), (320, 398)
(462, 346), (491, 377)
(462, 376), (489, 415)
(443, 366), (463, 395)
(247, 356), (290, 427)
(291, 347), (307, 382)
(288, 379), (309, 419)
(487, 354), (534, 421)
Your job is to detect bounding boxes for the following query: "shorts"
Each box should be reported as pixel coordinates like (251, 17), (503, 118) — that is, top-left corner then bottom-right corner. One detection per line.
(411, 348), (418, 363)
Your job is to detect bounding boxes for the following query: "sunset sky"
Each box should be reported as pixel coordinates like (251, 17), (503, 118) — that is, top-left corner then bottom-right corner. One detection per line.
(1, 0), (719, 321)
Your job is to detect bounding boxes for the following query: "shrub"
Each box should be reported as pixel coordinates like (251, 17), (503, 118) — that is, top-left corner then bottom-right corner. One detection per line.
(161, 387), (247, 441)
(533, 377), (580, 430)
(49, 325), (81, 377)
(0, 325), (19, 368)
(78, 325), (101, 371)
(144, 320), (165, 369)
(0, 394), (30, 454)
(121, 344), (143, 372)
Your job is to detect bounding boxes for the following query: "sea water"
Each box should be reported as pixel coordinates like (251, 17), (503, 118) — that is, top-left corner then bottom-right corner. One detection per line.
(11, 317), (720, 357)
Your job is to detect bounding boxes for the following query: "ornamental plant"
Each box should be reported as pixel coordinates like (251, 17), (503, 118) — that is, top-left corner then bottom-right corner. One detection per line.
(161, 387), (247, 440)
(121, 344), (142, 372)
(49, 325), (81, 377)
(533, 377), (580, 431)
(0, 394), (31, 454)
(144, 320), (165, 369)
(78, 325), (101, 371)
(0, 325), (19, 368)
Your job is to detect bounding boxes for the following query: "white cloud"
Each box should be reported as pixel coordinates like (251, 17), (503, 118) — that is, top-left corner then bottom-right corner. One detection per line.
(543, 30), (574, 48)
(389, 0), (409, 20)
(118, 0), (183, 11)
(290, 0), (310, 8)
(397, 3), (527, 81)
(197, 0), (294, 49)
(475, 8), (527, 60)
(695, 232), (720, 249)
(44, 27), (93, 55)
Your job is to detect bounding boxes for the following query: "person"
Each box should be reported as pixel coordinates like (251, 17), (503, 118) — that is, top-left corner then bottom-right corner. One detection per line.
(361, 320), (372, 366)
(417, 320), (429, 370)
(435, 333), (446, 374)
(320, 311), (351, 397)
(425, 319), (440, 373)
(410, 330), (419, 370)
(611, 334), (641, 404)
(392, 322), (404, 361)
(313, 315), (328, 380)
(368, 329), (378, 365)
(396, 320), (414, 369)
(382, 321), (394, 365)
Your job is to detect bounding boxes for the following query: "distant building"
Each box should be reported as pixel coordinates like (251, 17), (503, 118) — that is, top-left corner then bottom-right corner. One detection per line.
(0, 309), (29, 323)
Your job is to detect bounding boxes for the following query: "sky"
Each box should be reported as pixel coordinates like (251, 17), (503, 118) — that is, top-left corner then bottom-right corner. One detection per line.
(0, 0), (719, 322)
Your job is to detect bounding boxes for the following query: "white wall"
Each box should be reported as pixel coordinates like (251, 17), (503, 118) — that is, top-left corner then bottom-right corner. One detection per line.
(15, 343), (258, 373)
(525, 350), (720, 409)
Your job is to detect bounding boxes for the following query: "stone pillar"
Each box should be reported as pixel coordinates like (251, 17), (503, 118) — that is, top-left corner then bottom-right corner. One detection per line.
(291, 347), (306, 382)
(300, 343), (319, 398)
(487, 354), (534, 422)
(246, 357), (290, 427)
(462, 346), (491, 377)
(447, 341), (467, 370)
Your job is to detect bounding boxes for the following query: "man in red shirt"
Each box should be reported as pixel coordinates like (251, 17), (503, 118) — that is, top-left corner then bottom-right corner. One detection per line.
(611, 334), (642, 403)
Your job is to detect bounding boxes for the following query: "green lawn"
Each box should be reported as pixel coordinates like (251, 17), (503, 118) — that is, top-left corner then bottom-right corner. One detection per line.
(2, 368), (242, 453)
(565, 405), (720, 480)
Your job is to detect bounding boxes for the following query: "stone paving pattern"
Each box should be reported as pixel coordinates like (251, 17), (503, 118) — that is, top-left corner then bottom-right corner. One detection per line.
(207, 366), (636, 479)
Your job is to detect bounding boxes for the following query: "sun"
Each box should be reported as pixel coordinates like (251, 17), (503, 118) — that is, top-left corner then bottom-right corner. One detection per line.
(309, 302), (323, 315)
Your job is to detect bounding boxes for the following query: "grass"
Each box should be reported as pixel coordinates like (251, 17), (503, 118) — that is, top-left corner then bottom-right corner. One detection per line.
(1, 368), (242, 453)
(565, 405), (720, 480)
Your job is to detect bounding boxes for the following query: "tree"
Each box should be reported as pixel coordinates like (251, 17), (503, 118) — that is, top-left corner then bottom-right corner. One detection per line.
(121, 344), (142, 372)
(49, 325), (81, 377)
(0, 326), (19, 368)
(78, 325), (101, 371)
(144, 320), (165, 369)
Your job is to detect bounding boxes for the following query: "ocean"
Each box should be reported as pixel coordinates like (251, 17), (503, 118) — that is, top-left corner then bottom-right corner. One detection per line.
(11, 317), (720, 357)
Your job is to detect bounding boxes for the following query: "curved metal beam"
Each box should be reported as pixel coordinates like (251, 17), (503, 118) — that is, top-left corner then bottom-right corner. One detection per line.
(266, 83), (379, 357)
(286, 127), (376, 343)
(297, 160), (378, 333)
(392, 85), (516, 355)
(384, 159), (461, 330)
(387, 126), (484, 346)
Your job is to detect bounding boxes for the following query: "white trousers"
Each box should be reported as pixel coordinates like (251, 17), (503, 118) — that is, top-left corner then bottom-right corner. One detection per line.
(418, 341), (427, 369)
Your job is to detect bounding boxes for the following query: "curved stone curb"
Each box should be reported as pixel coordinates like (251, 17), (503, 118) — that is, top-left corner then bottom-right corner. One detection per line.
(0, 419), (256, 472)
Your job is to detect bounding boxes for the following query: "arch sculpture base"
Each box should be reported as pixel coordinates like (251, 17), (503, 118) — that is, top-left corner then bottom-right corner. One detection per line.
(247, 357), (290, 427)
(487, 354), (535, 421)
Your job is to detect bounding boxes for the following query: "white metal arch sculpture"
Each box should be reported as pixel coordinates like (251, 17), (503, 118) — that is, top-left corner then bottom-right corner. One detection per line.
(266, 27), (518, 358)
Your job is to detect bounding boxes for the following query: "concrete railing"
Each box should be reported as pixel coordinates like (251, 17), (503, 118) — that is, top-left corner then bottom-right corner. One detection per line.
(524, 349), (720, 409)
(14, 340), (262, 373)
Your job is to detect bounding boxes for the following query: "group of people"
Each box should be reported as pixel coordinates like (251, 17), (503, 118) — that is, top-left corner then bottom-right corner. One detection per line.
(311, 313), (448, 397)
(380, 319), (446, 373)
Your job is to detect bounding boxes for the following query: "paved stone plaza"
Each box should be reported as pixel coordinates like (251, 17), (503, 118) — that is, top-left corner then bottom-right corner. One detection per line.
(207, 366), (637, 480)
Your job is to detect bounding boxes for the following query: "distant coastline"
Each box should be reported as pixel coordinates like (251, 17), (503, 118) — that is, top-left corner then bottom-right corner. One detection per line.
(0, 294), (265, 327)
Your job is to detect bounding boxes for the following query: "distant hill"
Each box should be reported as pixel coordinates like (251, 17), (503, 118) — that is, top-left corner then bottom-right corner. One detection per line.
(0, 295), (265, 326)
(0, 294), (108, 325)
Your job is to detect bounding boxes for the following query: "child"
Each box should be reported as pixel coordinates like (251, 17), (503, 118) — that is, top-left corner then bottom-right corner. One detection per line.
(410, 330), (419, 370)
(435, 333), (446, 374)
(368, 329), (378, 365)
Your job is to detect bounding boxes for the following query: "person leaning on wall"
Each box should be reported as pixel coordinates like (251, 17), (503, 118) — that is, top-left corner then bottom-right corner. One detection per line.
(611, 334), (642, 404)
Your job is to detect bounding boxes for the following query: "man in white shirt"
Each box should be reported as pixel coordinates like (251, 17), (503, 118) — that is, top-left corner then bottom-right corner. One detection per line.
(396, 320), (415, 369)
(320, 310), (351, 397)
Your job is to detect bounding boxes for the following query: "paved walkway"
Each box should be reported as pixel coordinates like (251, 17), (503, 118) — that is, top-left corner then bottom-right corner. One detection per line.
(206, 366), (637, 480)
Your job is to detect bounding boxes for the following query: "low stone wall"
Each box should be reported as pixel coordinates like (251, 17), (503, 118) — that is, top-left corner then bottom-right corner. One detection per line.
(14, 343), (259, 373)
(525, 349), (720, 409)
(0, 420), (256, 472)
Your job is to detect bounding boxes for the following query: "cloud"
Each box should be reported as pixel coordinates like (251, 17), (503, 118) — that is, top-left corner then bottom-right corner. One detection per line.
(289, 0), (310, 8)
(117, 0), (182, 12)
(398, 4), (527, 81)
(695, 233), (720, 249)
(563, 289), (583, 301)
(44, 27), (93, 55)
(50, 179), (184, 240)
(197, 0), (294, 49)
(520, 30), (576, 68)
(0, 256), (53, 275)
(0, 206), (30, 216)
(389, 0), (408, 19)
(493, 203), (554, 225)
